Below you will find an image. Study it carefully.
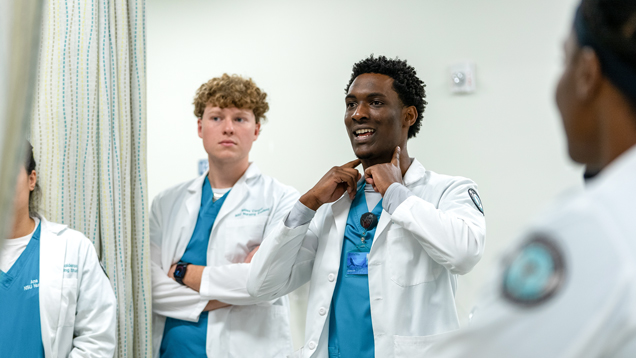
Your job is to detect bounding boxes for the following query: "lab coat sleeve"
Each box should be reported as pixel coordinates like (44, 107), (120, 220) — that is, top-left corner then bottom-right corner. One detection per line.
(391, 179), (486, 275)
(247, 210), (322, 300)
(199, 186), (301, 304)
(150, 197), (208, 322)
(69, 239), (117, 358)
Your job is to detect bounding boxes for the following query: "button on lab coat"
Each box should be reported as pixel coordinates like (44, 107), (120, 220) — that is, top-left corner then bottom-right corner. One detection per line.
(427, 145), (636, 358)
(248, 159), (486, 358)
(38, 218), (117, 357)
(151, 163), (299, 358)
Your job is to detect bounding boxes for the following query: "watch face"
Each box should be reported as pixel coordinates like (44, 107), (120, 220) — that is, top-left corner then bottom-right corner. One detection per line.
(174, 266), (186, 278)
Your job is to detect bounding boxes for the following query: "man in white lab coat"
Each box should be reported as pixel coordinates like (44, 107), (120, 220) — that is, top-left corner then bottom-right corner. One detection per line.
(427, 0), (636, 356)
(248, 56), (487, 358)
(151, 74), (299, 358)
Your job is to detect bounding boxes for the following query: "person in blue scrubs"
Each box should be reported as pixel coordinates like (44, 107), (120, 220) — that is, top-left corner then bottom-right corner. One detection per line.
(0, 142), (117, 357)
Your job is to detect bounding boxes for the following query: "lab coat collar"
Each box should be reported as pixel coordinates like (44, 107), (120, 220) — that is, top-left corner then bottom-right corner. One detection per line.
(403, 158), (426, 187)
(184, 162), (262, 215)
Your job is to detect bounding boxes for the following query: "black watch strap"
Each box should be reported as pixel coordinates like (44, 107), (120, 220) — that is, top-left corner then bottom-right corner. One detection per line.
(174, 261), (189, 285)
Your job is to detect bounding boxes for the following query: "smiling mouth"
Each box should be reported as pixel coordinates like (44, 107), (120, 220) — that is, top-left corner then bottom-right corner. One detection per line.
(354, 128), (375, 139)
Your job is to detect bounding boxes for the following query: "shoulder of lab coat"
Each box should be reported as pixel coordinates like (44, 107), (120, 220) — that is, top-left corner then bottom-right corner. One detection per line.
(426, 150), (636, 358)
(39, 217), (117, 358)
(391, 159), (486, 275)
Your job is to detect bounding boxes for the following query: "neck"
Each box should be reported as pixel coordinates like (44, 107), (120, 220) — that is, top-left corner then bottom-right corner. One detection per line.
(207, 158), (250, 189)
(361, 145), (412, 177)
(10, 209), (35, 239)
(597, 98), (636, 169)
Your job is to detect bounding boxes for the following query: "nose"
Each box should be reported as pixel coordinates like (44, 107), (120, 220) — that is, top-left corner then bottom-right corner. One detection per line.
(222, 118), (234, 135)
(351, 103), (368, 121)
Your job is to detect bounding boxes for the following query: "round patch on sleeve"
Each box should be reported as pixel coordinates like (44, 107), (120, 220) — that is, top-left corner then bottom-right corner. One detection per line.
(468, 188), (484, 214)
(502, 236), (565, 306)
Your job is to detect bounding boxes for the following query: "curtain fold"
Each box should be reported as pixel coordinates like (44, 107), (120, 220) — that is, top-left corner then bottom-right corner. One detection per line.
(31, 1), (151, 357)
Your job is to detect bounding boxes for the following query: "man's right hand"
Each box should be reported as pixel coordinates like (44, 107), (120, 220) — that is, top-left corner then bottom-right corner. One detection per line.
(300, 159), (361, 211)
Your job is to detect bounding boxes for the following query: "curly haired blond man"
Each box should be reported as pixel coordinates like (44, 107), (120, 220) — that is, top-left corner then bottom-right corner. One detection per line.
(150, 74), (298, 358)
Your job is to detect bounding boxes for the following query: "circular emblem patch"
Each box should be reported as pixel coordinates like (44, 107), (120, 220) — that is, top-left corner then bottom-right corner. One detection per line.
(502, 236), (565, 306)
(468, 188), (484, 214)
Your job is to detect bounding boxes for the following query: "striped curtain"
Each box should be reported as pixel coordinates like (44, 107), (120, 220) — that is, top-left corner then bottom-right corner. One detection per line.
(30, 1), (151, 357)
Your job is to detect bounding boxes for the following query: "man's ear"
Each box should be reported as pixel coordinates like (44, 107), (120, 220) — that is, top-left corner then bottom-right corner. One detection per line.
(574, 48), (603, 101)
(197, 118), (203, 138)
(254, 122), (261, 139)
(403, 106), (417, 127)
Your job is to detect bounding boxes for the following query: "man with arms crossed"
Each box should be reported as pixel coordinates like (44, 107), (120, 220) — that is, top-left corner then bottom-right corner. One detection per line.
(151, 74), (298, 358)
(248, 56), (486, 357)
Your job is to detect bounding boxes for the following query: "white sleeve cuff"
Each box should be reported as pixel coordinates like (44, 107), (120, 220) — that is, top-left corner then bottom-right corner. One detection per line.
(284, 200), (316, 228)
(382, 183), (414, 215)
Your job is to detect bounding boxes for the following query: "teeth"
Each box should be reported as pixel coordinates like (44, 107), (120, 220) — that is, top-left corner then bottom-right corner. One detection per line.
(355, 129), (375, 135)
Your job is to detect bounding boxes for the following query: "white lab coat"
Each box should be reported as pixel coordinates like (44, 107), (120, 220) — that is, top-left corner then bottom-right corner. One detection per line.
(150, 163), (299, 358)
(39, 218), (117, 358)
(427, 145), (636, 358)
(248, 159), (486, 358)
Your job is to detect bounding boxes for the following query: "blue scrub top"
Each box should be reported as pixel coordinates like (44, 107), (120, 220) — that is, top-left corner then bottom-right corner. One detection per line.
(160, 177), (230, 358)
(0, 223), (45, 358)
(328, 183), (382, 358)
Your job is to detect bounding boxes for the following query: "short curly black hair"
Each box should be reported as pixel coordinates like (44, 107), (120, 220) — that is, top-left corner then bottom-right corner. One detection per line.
(345, 55), (427, 139)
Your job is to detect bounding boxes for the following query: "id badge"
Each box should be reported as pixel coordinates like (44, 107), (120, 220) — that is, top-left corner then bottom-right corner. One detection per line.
(346, 251), (369, 275)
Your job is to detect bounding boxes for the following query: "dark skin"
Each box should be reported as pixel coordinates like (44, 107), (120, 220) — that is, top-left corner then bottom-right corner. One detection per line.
(555, 31), (636, 169)
(300, 73), (417, 210)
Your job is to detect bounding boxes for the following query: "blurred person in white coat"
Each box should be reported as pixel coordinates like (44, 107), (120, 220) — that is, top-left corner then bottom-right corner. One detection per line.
(151, 74), (299, 358)
(248, 56), (487, 358)
(0, 141), (117, 357)
(428, 0), (636, 356)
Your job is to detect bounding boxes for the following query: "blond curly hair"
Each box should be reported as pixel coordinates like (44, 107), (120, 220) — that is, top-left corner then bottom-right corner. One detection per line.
(193, 74), (269, 123)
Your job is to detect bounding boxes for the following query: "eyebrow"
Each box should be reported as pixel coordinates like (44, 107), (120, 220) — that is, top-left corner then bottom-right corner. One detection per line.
(345, 92), (388, 100)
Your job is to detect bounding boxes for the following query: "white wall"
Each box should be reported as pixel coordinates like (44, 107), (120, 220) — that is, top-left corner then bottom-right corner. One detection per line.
(148, 0), (582, 344)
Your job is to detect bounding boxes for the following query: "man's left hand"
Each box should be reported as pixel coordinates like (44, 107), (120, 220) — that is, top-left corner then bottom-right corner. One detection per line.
(365, 146), (403, 196)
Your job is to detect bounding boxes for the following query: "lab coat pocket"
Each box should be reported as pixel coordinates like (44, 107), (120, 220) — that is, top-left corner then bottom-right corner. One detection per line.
(393, 332), (453, 358)
(59, 278), (78, 327)
(387, 228), (442, 286)
(228, 304), (293, 357)
(223, 217), (268, 263)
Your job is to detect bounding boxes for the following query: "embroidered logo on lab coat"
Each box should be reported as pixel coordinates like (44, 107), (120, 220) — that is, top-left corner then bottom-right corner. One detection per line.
(502, 236), (565, 306)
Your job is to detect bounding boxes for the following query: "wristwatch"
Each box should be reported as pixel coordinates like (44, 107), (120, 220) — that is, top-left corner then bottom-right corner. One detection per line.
(174, 261), (189, 285)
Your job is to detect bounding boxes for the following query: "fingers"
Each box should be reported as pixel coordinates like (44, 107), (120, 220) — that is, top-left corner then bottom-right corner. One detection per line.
(391, 146), (401, 167)
(244, 245), (260, 263)
(342, 158), (361, 169)
(338, 168), (359, 199)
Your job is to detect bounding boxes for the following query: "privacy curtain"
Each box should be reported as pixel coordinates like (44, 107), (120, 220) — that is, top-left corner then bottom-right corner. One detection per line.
(30, 1), (151, 357)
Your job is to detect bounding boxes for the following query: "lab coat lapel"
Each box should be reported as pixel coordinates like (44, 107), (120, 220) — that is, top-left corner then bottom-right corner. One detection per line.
(39, 218), (67, 353)
(212, 164), (258, 227)
(169, 173), (207, 267)
(329, 194), (352, 259)
(372, 210), (392, 247)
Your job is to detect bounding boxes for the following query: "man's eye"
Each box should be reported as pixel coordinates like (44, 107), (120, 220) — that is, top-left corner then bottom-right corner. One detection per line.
(235, 117), (244, 122)
(371, 101), (383, 106)
(346, 102), (356, 109)
(211, 117), (221, 121)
